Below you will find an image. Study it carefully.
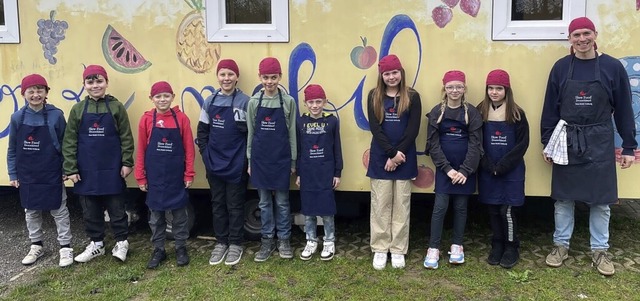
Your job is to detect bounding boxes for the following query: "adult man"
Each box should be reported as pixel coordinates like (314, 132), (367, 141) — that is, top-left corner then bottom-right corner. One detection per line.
(540, 17), (637, 276)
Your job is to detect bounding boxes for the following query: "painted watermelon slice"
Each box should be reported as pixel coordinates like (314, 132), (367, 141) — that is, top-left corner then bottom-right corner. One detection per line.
(101, 25), (151, 74)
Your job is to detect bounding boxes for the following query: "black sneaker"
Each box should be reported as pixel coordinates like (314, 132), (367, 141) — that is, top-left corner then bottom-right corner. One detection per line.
(147, 248), (166, 269)
(500, 245), (519, 269)
(176, 246), (190, 267)
(487, 241), (504, 266)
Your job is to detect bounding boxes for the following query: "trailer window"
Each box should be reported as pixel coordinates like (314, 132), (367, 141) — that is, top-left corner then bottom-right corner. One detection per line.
(0, 0), (20, 43)
(206, 0), (289, 43)
(492, 0), (586, 41)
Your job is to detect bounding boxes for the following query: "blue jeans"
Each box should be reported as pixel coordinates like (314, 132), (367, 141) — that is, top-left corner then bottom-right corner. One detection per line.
(304, 215), (335, 242)
(429, 193), (468, 248)
(553, 200), (610, 250)
(257, 189), (291, 240)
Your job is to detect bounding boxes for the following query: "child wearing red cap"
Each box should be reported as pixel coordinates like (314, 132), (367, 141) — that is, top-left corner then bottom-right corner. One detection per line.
(367, 54), (422, 270)
(424, 70), (482, 269)
(135, 81), (195, 269)
(476, 69), (530, 268)
(296, 84), (343, 261)
(247, 57), (297, 262)
(196, 59), (251, 266)
(62, 64), (135, 264)
(8, 74), (73, 267)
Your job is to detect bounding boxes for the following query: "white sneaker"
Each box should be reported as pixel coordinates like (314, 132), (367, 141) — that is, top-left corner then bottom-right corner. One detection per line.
(391, 254), (405, 269)
(448, 244), (465, 264)
(59, 247), (74, 267)
(22, 245), (44, 265)
(300, 241), (318, 261)
(372, 252), (387, 270)
(320, 242), (335, 261)
(74, 242), (105, 263)
(112, 240), (129, 262)
(423, 248), (440, 269)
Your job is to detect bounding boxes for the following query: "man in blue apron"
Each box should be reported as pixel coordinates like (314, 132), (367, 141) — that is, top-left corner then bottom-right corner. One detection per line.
(541, 17), (637, 276)
(8, 74), (73, 267)
(246, 57), (298, 262)
(62, 65), (135, 264)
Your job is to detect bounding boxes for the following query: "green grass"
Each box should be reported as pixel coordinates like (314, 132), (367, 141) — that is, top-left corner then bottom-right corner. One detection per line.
(2, 216), (639, 301)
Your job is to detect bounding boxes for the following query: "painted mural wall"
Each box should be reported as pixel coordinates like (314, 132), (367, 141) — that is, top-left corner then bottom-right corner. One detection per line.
(1, 0), (639, 197)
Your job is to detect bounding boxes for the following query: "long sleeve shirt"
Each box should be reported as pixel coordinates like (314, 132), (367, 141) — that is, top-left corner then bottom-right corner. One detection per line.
(62, 95), (135, 175)
(540, 53), (637, 155)
(367, 89), (422, 158)
(479, 108), (530, 175)
(246, 89), (298, 168)
(7, 104), (66, 181)
(196, 88), (250, 154)
(426, 104), (483, 177)
(135, 106), (196, 185)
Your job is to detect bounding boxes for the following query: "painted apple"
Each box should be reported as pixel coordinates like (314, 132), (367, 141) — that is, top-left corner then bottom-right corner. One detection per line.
(350, 37), (377, 70)
(362, 149), (370, 169)
(412, 164), (435, 188)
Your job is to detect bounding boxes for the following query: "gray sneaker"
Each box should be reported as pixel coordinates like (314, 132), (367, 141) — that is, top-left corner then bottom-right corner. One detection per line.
(225, 244), (244, 266)
(592, 250), (615, 276)
(254, 239), (276, 262)
(545, 245), (569, 267)
(278, 239), (293, 259)
(209, 243), (229, 265)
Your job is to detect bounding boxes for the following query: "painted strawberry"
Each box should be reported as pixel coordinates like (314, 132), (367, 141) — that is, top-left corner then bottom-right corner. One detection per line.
(460, 0), (481, 17)
(432, 5), (453, 29)
(442, 0), (460, 8)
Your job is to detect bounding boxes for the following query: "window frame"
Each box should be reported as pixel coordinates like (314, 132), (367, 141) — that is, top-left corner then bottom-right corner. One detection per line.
(205, 0), (289, 43)
(492, 0), (586, 41)
(0, 0), (20, 44)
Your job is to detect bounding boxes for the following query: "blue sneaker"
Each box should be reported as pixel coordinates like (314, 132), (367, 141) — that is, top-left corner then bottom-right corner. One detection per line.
(423, 248), (440, 269)
(449, 244), (465, 264)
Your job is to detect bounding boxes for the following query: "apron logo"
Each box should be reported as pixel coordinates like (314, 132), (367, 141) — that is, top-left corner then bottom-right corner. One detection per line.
(575, 90), (593, 106)
(309, 144), (325, 159)
(264, 116), (272, 122)
(450, 127), (457, 132)
(157, 137), (173, 152)
(495, 130), (502, 136)
(312, 144), (319, 149)
(88, 122), (105, 137)
(215, 114), (221, 119)
(156, 120), (165, 128)
(260, 116), (276, 131)
(388, 108), (395, 113)
(23, 136), (41, 151)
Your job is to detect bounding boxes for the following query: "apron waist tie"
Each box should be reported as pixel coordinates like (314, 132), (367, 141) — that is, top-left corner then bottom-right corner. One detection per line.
(566, 121), (608, 157)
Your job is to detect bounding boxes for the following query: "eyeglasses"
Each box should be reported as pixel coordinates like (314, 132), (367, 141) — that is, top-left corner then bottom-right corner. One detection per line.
(445, 85), (465, 91)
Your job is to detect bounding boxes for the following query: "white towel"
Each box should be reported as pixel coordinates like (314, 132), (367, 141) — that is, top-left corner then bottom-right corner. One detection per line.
(543, 119), (568, 165)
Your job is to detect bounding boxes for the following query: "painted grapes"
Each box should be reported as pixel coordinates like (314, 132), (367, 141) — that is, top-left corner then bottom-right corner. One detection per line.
(37, 10), (68, 65)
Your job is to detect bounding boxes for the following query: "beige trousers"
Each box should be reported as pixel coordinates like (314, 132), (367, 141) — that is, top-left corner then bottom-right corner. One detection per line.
(369, 179), (412, 254)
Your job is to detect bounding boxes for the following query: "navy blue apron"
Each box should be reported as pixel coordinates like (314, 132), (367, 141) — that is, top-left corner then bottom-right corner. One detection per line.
(366, 97), (418, 180)
(15, 107), (63, 210)
(75, 98), (125, 195)
(478, 121), (525, 205)
(145, 109), (189, 210)
(553, 55), (617, 204)
(203, 91), (246, 184)
(299, 114), (337, 216)
(250, 90), (292, 190)
(434, 111), (477, 194)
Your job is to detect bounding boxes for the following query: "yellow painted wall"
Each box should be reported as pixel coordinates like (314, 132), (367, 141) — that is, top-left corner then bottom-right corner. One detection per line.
(1, 0), (639, 197)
